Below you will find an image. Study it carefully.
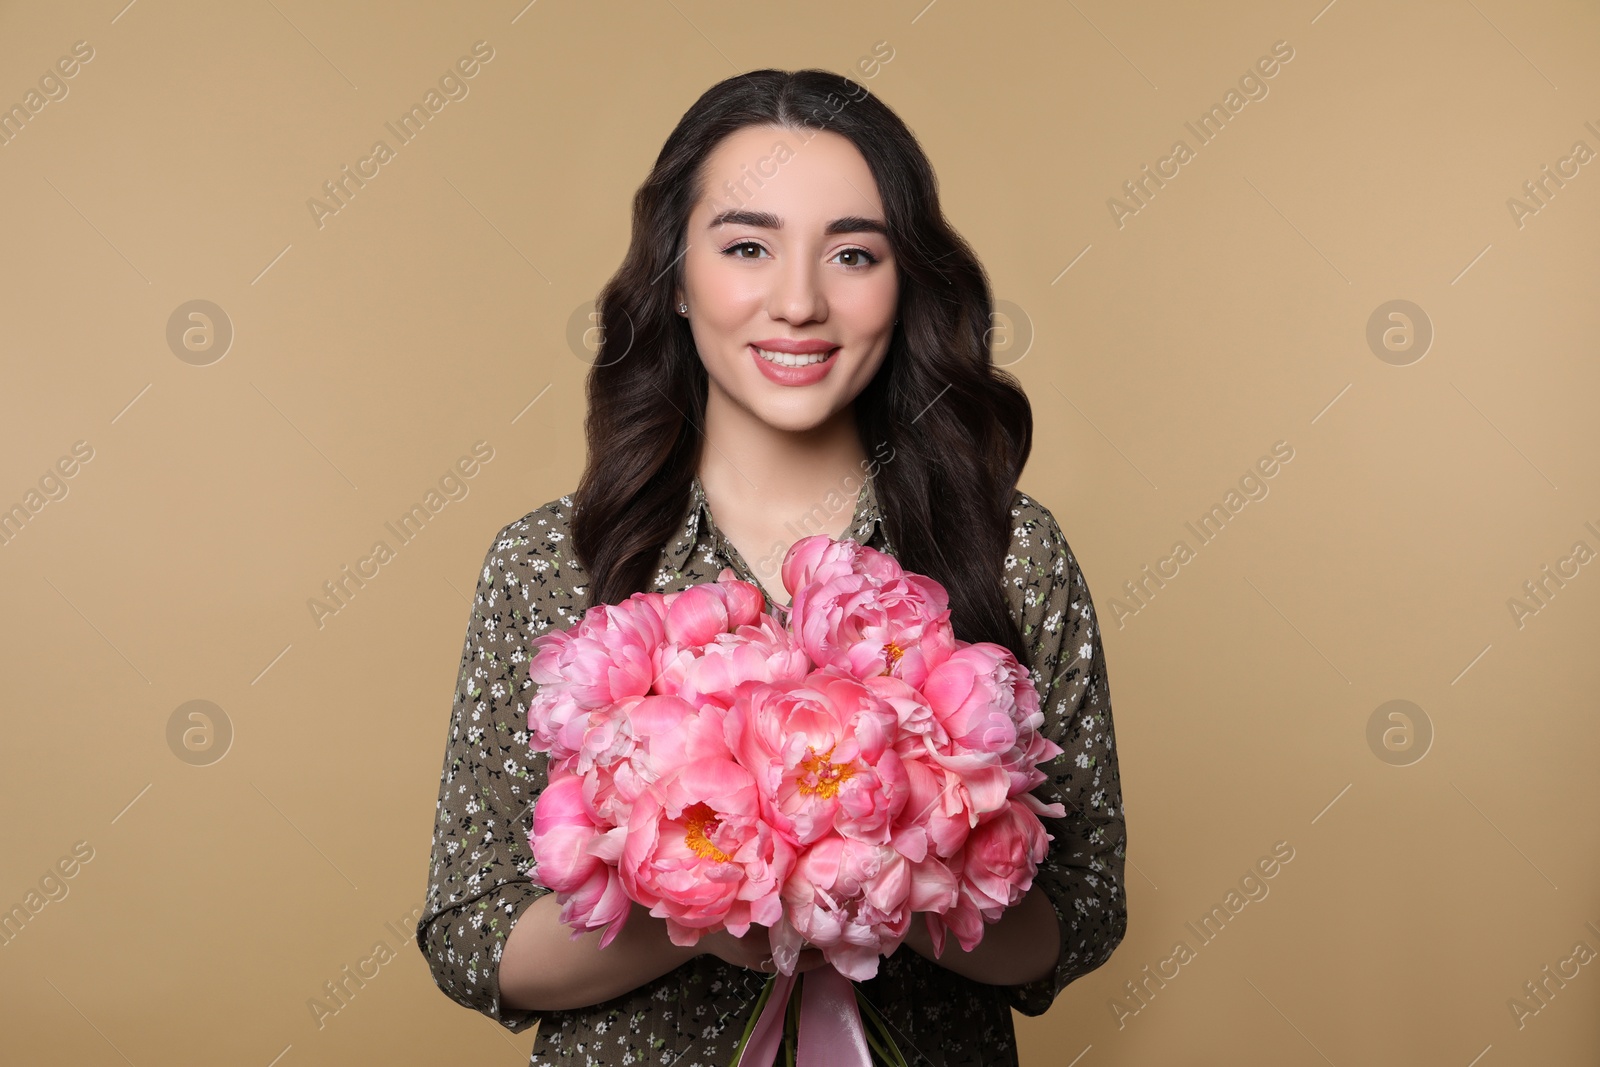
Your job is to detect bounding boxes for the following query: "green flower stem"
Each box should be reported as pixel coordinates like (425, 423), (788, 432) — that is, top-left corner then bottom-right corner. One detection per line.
(727, 973), (778, 1067)
(727, 970), (910, 1067)
(854, 988), (910, 1067)
(783, 975), (800, 1067)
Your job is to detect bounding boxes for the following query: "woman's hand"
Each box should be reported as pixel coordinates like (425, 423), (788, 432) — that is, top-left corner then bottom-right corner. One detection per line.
(889, 888), (1063, 985)
(502, 897), (699, 1012)
(696, 924), (827, 974)
(895, 914), (937, 959)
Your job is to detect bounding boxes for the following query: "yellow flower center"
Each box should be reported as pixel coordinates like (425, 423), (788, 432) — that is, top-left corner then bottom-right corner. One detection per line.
(682, 802), (732, 862)
(796, 744), (857, 800)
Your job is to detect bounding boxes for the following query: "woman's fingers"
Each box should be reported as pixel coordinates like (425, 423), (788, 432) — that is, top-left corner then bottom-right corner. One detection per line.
(696, 926), (813, 974)
(704, 927), (831, 974)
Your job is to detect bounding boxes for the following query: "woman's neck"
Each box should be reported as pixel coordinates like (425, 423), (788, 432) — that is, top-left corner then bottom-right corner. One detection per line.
(696, 393), (870, 520)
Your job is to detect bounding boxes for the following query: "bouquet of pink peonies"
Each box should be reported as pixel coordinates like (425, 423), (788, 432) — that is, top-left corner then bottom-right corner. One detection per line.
(524, 532), (1066, 976)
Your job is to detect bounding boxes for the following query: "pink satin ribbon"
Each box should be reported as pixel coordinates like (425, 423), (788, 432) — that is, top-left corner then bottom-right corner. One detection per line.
(735, 964), (873, 1067)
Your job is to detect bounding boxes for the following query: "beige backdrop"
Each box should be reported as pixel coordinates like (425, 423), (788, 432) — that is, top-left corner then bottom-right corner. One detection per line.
(2, 1), (1597, 1064)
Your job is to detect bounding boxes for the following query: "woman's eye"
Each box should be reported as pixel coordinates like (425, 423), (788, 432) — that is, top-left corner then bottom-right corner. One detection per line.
(835, 247), (879, 269)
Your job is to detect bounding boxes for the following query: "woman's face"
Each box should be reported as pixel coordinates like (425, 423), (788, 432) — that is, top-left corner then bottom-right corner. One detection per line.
(676, 124), (899, 434)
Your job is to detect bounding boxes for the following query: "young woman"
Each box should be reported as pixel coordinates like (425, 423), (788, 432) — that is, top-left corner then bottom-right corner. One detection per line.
(416, 68), (1127, 1066)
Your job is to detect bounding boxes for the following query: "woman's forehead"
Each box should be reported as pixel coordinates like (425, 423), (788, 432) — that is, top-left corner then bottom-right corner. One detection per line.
(695, 126), (884, 221)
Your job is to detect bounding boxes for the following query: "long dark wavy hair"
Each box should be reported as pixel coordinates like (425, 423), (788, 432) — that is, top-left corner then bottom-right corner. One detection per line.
(571, 68), (1035, 662)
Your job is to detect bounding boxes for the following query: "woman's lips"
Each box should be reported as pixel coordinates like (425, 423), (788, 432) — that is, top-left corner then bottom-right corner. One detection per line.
(750, 343), (840, 386)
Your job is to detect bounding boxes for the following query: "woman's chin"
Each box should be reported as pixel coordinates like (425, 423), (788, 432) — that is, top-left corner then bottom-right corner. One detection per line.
(729, 389), (843, 433)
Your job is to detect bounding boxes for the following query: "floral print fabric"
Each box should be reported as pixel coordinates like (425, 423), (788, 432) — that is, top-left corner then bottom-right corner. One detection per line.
(415, 471), (1127, 1065)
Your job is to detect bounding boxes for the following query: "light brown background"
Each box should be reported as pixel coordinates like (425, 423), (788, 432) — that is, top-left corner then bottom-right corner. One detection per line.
(2, 1), (1597, 1064)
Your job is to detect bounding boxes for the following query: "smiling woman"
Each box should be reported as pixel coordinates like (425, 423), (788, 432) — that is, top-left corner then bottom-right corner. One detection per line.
(671, 122), (902, 568)
(415, 67), (1128, 1067)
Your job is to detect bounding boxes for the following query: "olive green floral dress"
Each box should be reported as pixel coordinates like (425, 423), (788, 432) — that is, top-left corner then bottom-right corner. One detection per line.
(415, 471), (1127, 1065)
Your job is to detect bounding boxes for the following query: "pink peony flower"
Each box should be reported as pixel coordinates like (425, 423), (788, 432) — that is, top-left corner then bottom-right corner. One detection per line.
(572, 693), (699, 826)
(927, 798), (1053, 955)
(660, 570), (766, 647)
(529, 768), (633, 947)
(921, 642), (1037, 757)
(726, 667), (913, 850)
(783, 538), (959, 689)
(897, 754), (976, 859)
(526, 593), (668, 761)
(1000, 724), (1067, 809)
(959, 800), (1052, 916)
(772, 833), (917, 981)
(619, 704), (795, 945)
(914, 643), (1060, 820)
(780, 535), (904, 591)
(861, 672), (941, 741)
(653, 612), (810, 710)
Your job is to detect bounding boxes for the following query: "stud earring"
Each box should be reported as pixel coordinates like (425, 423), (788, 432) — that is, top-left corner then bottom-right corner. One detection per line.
(678, 303), (688, 314)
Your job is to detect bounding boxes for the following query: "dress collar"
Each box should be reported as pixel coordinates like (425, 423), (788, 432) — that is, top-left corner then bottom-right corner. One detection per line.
(663, 468), (886, 574)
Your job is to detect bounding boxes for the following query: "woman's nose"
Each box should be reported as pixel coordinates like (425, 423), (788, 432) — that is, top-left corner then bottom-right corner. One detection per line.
(768, 258), (826, 324)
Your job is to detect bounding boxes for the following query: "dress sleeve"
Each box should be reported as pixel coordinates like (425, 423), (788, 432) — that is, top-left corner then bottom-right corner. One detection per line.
(1002, 501), (1129, 1016)
(414, 517), (559, 1033)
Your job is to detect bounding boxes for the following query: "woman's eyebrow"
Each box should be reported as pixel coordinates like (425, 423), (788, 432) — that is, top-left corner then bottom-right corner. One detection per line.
(707, 209), (888, 237)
